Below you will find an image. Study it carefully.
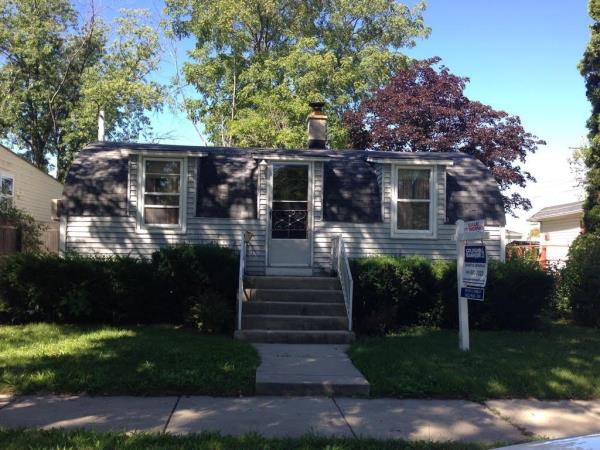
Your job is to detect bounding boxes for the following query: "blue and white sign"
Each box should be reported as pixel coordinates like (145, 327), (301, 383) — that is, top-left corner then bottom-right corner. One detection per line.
(462, 245), (487, 287)
(460, 286), (485, 301)
(455, 219), (489, 351)
(465, 245), (486, 264)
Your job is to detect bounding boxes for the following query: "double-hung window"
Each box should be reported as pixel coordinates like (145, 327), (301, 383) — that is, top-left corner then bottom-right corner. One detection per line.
(142, 159), (183, 226)
(392, 167), (436, 237)
(0, 172), (14, 205)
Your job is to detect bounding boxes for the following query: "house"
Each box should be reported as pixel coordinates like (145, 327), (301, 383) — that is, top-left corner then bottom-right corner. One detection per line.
(527, 201), (583, 264)
(59, 150), (507, 274)
(0, 144), (63, 223)
(59, 106), (506, 342)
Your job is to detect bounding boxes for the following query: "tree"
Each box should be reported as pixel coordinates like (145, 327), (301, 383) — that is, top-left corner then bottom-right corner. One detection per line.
(579, 0), (600, 233)
(0, 1), (163, 180)
(165, 0), (429, 148)
(344, 57), (545, 214)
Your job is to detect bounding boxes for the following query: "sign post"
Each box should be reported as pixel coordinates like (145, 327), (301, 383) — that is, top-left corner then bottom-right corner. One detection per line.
(455, 220), (488, 351)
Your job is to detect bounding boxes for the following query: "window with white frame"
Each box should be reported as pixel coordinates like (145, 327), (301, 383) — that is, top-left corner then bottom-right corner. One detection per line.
(142, 159), (183, 226)
(392, 167), (435, 236)
(0, 172), (14, 205)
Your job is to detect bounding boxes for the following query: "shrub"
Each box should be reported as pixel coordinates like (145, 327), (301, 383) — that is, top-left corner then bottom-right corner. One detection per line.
(350, 256), (443, 335)
(351, 254), (554, 334)
(0, 253), (162, 323)
(0, 245), (239, 333)
(559, 233), (600, 327)
(0, 199), (45, 253)
(152, 244), (238, 329)
(460, 258), (553, 330)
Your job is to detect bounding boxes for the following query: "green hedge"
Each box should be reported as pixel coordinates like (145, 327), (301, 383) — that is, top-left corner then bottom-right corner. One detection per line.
(0, 245), (238, 333)
(558, 233), (600, 327)
(351, 255), (554, 334)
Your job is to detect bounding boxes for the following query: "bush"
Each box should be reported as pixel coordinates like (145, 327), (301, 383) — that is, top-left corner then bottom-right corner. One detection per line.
(351, 255), (554, 334)
(454, 258), (553, 330)
(0, 245), (239, 333)
(559, 233), (600, 327)
(152, 244), (238, 331)
(0, 199), (45, 253)
(350, 256), (444, 335)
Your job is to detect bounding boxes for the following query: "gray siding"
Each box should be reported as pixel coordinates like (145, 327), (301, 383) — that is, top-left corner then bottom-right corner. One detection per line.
(65, 217), (266, 274)
(312, 163), (501, 273)
(64, 148), (504, 276)
(66, 155), (267, 275)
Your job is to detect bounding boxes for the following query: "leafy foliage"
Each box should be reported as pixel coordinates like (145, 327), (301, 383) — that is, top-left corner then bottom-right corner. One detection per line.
(0, 199), (44, 253)
(350, 256), (442, 334)
(558, 233), (600, 327)
(0, 1), (163, 179)
(165, 0), (429, 148)
(0, 245), (238, 333)
(344, 58), (545, 214)
(351, 255), (554, 334)
(579, 0), (600, 232)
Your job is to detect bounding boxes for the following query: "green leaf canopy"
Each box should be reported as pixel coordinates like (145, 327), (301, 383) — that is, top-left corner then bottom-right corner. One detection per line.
(165, 0), (430, 149)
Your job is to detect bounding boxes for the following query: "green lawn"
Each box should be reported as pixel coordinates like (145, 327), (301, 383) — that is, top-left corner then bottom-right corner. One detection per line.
(349, 324), (600, 400)
(0, 429), (498, 450)
(0, 324), (259, 395)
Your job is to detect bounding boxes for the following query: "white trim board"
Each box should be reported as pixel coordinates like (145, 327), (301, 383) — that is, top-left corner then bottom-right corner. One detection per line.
(366, 157), (454, 166)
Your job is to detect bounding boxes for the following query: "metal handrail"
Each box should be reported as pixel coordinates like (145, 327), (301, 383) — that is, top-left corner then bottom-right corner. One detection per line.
(237, 231), (247, 331)
(332, 234), (353, 331)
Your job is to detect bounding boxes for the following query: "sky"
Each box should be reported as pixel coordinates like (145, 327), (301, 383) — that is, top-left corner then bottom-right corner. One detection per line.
(84, 0), (592, 234)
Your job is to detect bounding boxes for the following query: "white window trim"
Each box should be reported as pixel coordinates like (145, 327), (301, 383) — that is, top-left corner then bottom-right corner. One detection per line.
(0, 171), (15, 204)
(136, 156), (187, 233)
(391, 165), (437, 239)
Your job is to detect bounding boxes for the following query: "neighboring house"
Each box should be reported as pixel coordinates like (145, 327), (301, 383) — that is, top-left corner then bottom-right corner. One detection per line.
(0, 144), (63, 223)
(505, 229), (524, 243)
(528, 201), (583, 264)
(59, 108), (507, 276)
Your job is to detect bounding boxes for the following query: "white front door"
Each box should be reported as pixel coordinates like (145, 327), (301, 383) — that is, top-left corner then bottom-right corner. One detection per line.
(268, 163), (312, 268)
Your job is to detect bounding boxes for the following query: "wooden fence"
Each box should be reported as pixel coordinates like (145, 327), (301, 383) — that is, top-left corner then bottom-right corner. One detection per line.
(0, 222), (60, 255)
(0, 225), (19, 255)
(40, 222), (60, 254)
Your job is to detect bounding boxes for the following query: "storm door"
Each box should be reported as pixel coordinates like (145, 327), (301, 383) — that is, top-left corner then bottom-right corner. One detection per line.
(268, 163), (311, 267)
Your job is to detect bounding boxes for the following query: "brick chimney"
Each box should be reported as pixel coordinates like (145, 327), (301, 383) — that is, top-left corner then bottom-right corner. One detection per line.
(307, 102), (327, 149)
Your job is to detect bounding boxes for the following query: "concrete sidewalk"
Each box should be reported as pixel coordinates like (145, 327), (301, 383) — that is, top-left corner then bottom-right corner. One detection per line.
(1, 394), (599, 443)
(254, 344), (370, 396)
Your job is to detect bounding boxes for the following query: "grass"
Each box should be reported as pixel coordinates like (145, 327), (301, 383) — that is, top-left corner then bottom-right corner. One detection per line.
(0, 323), (259, 396)
(349, 324), (600, 400)
(0, 429), (499, 450)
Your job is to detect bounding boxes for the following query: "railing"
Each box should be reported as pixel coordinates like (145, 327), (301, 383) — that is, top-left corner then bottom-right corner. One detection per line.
(332, 234), (353, 331)
(237, 231), (247, 331)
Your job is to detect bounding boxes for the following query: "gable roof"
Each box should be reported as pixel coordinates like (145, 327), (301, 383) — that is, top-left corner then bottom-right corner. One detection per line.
(62, 142), (506, 226)
(527, 201), (583, 222)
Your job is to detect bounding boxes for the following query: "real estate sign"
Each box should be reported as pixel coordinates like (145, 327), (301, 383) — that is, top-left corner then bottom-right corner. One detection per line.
(460, 244), (487, 301)
(454, 219), (489, 351)
(462, 219), (486, 240)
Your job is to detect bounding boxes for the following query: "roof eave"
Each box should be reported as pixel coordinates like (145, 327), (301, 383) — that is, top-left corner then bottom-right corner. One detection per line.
(126, 149), (209, 158)
(365, 156), (454, 166)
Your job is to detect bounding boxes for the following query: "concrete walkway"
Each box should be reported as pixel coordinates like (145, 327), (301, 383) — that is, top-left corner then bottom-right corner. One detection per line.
(254, 344), (370, 396)
(1, 394), (600, 442)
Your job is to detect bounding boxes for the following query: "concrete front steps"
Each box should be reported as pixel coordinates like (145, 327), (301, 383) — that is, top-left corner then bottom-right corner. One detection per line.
(234, 276), (355, 344)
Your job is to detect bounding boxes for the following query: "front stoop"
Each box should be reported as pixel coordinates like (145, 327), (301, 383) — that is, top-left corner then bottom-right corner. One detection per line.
(236, 276), (354, 344)
(253, 344), (370, 397)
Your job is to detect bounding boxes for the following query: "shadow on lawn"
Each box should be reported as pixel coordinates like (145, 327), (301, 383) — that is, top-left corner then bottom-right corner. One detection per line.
(0, 325), (257, 396)
(350, 326), (600, 400)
